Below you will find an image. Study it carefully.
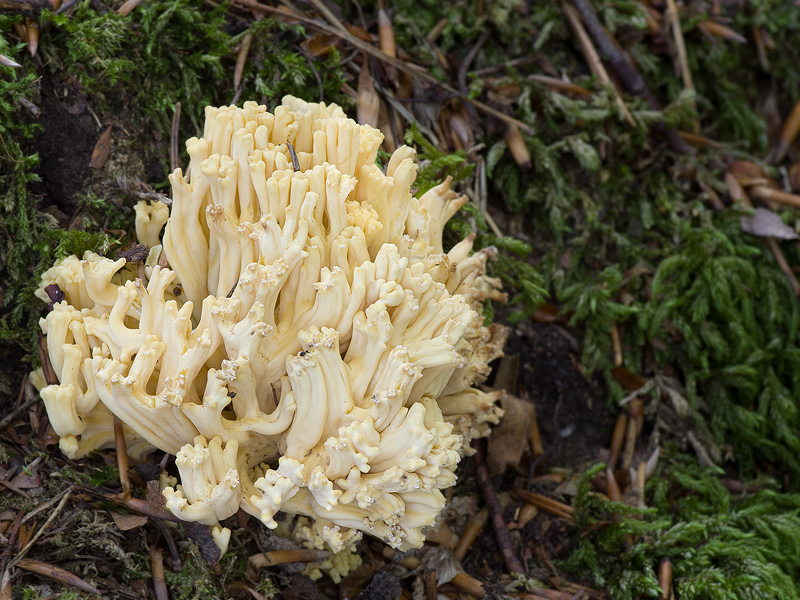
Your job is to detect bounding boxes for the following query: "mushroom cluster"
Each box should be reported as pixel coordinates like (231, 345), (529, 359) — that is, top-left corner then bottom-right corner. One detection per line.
(33, 97), (506, 553)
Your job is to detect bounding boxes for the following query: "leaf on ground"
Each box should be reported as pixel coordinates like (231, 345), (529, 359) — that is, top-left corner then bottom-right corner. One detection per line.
(110, 511), (148, 531)
(740, 207), (799, 239)
(487, 393), (536, 475)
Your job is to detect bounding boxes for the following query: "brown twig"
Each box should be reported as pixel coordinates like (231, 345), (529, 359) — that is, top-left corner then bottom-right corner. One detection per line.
(528, 74), (593, 96)
(610, 323), (623, 367)
(454, 507), (488, 560)
(608, 412), (628, 470)
(248, 549), (331, 571)
(665, 0), (696, 130)
(749, 185), (800, 209)
(235, 0), (534, 134)
(567, 0), (691, 154)
(150, 546), (169, 600)
(234, 33), (253, 90)
(16, 559), (100, 595)
(473, 440), (525, 575)
(152, 517), (182, 571)
(512, 490), (576, 522)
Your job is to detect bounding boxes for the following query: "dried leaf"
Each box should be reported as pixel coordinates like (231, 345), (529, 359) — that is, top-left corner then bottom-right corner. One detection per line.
(300, 33), (337, 57)
(487, 393), (534, 475)
(610, 366), (646, 390)
(741, 207), (799, 240)
(9, 472), (40, 490)
(110, 511), (148, 531)
(89, 125), (113, 169)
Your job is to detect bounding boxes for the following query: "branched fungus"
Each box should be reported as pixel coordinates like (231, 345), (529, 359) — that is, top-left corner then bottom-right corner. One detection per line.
(34, 97), (507, 555)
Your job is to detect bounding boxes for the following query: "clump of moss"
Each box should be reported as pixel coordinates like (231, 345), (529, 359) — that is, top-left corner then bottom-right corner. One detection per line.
(565, 452), (800, 599)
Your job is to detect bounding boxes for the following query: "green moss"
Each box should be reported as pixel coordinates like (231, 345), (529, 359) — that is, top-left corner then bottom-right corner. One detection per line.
(566, 452), (800, 599)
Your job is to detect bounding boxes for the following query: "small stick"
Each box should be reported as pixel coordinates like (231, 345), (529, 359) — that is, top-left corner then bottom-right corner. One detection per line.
(249, 549), (330, 570)
(234, 33), (253, 90)
(621, 412), (638, 470)
(749, 185), (800, 209)
(15, 559), (100, 595)
(113, 415), (131, 496)
(454, 507), (488, 560)
(473, 440), (525, 575)
(150, 546), (169, 600)
(511, 490), (575, 522)
(424, 569), (437, 600)
(636, 460), (647, 506)
(170, 101), (181, 173)
(527, 74), (592, 95)
(151, 517), (182, 571)
(665, 0), (696, 131)
(608, 412), (628, 470)
(610, 323), (623, 367)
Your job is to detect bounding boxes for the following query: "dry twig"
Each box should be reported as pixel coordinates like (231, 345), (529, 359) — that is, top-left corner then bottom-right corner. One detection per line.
(473, 440), (525, 574)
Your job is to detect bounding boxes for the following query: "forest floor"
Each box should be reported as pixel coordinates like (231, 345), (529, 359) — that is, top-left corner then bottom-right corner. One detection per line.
(3, 0), (800, 598)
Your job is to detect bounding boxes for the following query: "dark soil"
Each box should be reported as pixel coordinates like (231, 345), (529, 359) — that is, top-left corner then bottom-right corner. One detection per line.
(31, 70), (99, 216)
(511, 321), (612, 469)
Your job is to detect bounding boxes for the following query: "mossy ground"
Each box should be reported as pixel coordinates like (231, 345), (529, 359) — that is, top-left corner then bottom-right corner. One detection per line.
(2, 0), (800, 598)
